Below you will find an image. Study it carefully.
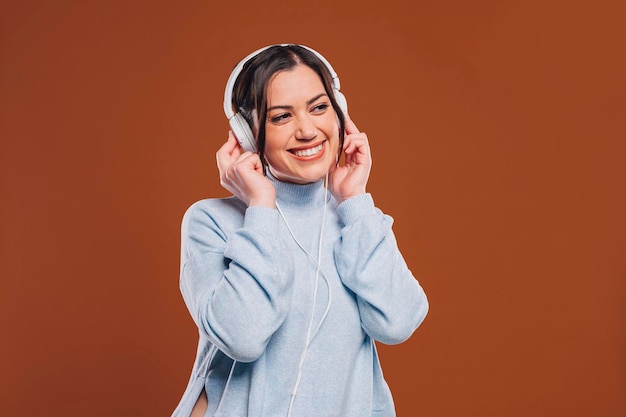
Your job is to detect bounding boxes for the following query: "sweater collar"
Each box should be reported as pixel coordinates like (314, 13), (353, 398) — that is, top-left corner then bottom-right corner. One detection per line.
(267, 171), (328, 209)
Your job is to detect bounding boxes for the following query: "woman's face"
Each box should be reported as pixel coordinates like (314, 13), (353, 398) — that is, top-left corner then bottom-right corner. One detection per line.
(263, 64), (340, 184)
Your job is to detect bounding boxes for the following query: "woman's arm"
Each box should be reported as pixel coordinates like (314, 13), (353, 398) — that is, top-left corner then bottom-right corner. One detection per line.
(330, 116), (428, 343)
(179, 200), (294, 362)
(179, 132), (291, 362)
(334, 196), (428, 345)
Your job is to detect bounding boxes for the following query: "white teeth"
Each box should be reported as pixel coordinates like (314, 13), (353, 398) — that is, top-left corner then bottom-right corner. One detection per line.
(294, 143), (323, 157)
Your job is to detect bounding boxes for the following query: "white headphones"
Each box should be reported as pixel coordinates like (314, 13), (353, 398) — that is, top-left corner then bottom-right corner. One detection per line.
(223, 44), (348, 153)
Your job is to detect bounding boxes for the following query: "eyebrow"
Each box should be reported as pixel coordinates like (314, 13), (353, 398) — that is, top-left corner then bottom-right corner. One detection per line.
(266, 93), (328, 112)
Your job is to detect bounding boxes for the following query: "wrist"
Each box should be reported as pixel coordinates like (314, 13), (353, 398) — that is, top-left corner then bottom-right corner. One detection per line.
(336, 189), (366, 204)
(249, 194), (276, 208)
(337, 193), (376, 224)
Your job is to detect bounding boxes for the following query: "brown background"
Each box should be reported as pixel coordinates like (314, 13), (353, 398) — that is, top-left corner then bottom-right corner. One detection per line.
(1, 0), (624, 416)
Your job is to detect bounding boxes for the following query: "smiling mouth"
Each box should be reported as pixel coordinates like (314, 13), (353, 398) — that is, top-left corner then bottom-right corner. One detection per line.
(290, 142), (324, 157)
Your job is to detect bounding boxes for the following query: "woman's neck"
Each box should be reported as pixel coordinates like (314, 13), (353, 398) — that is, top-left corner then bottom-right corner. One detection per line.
(266, 170), (328, 210)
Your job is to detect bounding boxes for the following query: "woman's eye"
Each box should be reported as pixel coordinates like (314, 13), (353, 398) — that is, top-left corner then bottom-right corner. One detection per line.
(270, 113), (290, 123)
(311, 103), (329, 113)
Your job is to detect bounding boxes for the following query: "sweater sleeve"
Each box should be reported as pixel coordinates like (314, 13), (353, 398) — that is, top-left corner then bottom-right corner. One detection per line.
(334, 194), (428, 345)
(179, 201), (295, 362)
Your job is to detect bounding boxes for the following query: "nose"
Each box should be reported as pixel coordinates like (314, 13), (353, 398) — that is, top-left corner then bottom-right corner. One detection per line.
(295, 115), (317, 141)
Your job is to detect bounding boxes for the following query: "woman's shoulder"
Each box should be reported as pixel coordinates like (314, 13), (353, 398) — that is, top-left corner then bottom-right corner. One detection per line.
(182, 196), (247, 232)
(186, 195), (246, 214)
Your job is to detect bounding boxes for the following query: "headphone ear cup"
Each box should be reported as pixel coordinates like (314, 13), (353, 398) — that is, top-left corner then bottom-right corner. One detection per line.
(334, 90), (348, 116)
(229, 113), (257, 152)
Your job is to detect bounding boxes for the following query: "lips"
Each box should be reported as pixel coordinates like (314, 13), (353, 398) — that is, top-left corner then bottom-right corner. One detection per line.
(292, 142), (323, 157)
(289, 141), (326, 159)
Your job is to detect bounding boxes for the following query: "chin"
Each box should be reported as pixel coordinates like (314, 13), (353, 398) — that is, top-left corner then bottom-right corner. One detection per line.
(289, 173), (326, 184)
(273, 166), (330, 184)
(300, 162), (334, 183)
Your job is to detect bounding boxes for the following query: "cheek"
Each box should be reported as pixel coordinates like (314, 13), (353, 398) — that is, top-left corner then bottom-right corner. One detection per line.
(329, 121), (341, 150)
(330, 137), (340, 155)
(263, 128), (283, 154)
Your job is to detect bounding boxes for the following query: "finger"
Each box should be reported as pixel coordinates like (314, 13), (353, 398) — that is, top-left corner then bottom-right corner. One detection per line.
(228, 131), (247, 155)
(249, 153), (265, 174)
(344, 114), (360, 135)
(216, 131), (239, 158)
(343, 134), (367, 153)
(216, 132), (241, 174)
(231, 152), (264, 178)
(234, 150), (256, 163)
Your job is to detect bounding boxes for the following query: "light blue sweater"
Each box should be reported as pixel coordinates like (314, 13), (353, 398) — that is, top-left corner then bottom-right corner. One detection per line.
(172, 176), (428, 417)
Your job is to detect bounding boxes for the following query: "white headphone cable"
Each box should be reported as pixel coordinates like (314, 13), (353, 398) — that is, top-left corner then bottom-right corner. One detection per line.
(277, 173), (333, 417)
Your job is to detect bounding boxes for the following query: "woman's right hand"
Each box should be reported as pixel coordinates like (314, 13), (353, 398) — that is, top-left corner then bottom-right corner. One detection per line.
(216, 131), (276, 208)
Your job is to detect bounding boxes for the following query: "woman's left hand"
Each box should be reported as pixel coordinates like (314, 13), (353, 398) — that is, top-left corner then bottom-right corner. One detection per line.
(329, 115), (372, 204)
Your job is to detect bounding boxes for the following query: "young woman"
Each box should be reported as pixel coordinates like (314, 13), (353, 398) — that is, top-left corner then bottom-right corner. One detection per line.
(172, 44), (428, 417)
